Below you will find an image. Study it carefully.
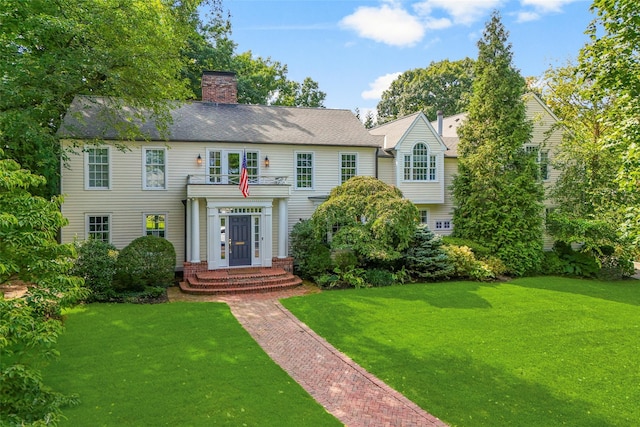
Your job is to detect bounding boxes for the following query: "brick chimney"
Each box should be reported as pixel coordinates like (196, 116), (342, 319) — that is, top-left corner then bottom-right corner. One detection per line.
(201, 71), (238, 104)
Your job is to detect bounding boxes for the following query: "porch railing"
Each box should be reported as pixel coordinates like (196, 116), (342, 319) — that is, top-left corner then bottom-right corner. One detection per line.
(187, 174), (289, 185)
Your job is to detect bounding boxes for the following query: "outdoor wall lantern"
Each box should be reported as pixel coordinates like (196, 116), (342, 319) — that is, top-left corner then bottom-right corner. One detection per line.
(196, 154), (202, 166)
(264, 156), (270, 168)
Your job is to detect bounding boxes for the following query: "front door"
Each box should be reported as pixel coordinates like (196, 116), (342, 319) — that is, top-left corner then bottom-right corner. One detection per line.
(229, 215), (251, 266)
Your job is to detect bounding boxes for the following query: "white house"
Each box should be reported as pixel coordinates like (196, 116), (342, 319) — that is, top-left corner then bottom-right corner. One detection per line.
(58, 72), (560, 290)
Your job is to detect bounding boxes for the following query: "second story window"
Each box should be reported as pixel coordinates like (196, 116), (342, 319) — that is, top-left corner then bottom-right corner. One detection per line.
(143, 148), (166, 189)
(525, 145), (549, 181)
(86, 147), (110, 189)
(296, 152), (314, 189)
(404, 142), (436, 181)
(340, 153), (357, 184)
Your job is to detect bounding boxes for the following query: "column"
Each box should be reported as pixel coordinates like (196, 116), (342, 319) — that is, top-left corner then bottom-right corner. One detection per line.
(190, 198), (200, 263)
(278, 198), (288, 258)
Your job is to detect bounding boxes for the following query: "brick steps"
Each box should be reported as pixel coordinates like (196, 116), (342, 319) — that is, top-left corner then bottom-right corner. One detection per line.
(179, 267), (302, 295)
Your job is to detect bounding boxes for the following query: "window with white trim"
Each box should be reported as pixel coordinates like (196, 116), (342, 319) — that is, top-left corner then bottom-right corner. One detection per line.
(145, 214), (166, 238)
(340, 153), (357, 184)
(143, 148), (166, 189)
(525, 145), (549, 181)
(435, 220), (452, 230)
(85, 147), (110, 189)
(296, 152), (314, 189)
(419, 209), (429, 225)
(403, 143), (437, 181)
(87, 215), (110, 242)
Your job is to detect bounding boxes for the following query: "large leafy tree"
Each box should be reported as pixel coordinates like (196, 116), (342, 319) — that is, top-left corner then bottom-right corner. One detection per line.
(0, 0), (209, 197)
(376, 58), (475, 124)
(451, 11), (544, 275)
(310, 176), (419, 264)
(541, 61), (632, 253)
(579, 0), (640, 245)
(0, 153), (88, 425)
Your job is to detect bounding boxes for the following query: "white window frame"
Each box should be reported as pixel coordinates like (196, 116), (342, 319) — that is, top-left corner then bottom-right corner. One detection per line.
(84, 146), (111, 190)
(142, 147), (167, 190)
(207, 150), (260, 184)
(340, 152), (358, 184)
(86, 214), (111, 242)
(419, 209), (429, 225)
(403, 142), (437, 182)
(295, 151), (314, 190)
(143, 213), (167, 238)
(525, 144), (550, 181)
(435, 220), (452, 230)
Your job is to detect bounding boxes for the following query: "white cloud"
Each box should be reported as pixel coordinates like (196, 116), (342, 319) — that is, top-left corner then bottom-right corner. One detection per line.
(424, 17), (452, 30)
(361, 72), (402, 100)
(516, 11), (541, 22)
(414, 0), (504, 26)
(340, 4), (425, 47)
(520, 0), (579, 13)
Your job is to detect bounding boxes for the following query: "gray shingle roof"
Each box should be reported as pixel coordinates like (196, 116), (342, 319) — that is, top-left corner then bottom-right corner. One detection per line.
(58, 96), (382, 148)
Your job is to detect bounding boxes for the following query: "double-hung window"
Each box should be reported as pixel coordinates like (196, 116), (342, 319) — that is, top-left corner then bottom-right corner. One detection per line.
(143, 148), (166, 189)
(145, 213), (166, 238)
(87, 215), (110, 242)
(403, 143), (436, 181)
(525, 145), (549, 181)
(86, 147), (110, 189)
(296, 152), (314, 189)
(340, 153), (357, 184)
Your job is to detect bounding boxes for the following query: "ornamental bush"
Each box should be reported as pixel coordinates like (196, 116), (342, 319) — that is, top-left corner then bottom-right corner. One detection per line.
(72, 239), (118, 301)
(113, 236), (176, 292)
(442, 245), (500, 281)
(290, 219), (333, 280)
(404, 225), (454, 280)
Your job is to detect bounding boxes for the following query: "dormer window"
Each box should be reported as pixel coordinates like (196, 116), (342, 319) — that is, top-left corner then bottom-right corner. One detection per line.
(403, 142), (437, 181)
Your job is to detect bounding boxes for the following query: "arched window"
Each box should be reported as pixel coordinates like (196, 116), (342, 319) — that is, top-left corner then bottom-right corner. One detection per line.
(403, 143), (437, 181)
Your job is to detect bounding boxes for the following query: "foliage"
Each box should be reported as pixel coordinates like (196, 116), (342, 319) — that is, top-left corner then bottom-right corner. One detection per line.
(551, 241), (600, 278)
(0, 154), (87, 425)
(440, 236), (491, 259)
(72, 240), (118, 302)
(311, 176), (419, 264)
(364, 269), (396, 287)
(441, 245), (495, 281)
(113, 236), (176, 292)
(0, 0), (206, 197)
(290, 220), (333, 280)
(283, 277), (640, 426)
(376, 58), (475, 124)
(579, 0), (640, 245)
(451, 11), (544, 276)
(404, 225), (454, 280)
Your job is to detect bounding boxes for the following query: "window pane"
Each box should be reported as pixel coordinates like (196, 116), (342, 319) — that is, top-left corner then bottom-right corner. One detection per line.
(88, 148), (109, 188)
(209, 151), (222, 183)
(296, 153), (313, 188)
(145, 149), (165, 189)
(88, 216), (109, 242)
(403, 155), (411, 180)
(246, 152), (258, 180)
(145, 214), (166, 238)
(412, 143), (429, 181)
(341, 153), (356, 184)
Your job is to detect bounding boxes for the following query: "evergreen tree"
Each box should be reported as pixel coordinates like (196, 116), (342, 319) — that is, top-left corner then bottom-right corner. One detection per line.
(451, 11), (544, 275)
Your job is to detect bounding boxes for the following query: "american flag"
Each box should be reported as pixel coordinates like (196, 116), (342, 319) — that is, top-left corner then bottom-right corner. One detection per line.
(239, 151), (249, 198)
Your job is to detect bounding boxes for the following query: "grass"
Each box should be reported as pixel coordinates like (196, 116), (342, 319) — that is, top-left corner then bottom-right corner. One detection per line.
(42, 302), (341, 426)
(282, 276), (640, 427)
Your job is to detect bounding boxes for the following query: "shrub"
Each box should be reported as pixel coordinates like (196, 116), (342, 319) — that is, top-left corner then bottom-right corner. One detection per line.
(113, 236), (176, 292)
(553, 241), (600, 278)
(365, 269), (395, 287)
(72, 239), (118, 302)
(290, 220), (333, 280)
(404, 225), (454, 280)
(332, 249), (359, 271)
(442, 245), (500, 281)
(441, 236), (491, 258)
(540, 250), (564, 275)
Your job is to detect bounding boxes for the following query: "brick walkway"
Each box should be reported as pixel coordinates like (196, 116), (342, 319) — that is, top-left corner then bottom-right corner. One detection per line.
(168, 287), (447, 426)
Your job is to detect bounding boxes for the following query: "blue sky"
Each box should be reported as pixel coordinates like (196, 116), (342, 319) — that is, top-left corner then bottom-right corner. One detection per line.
(224, 0), (594, 112)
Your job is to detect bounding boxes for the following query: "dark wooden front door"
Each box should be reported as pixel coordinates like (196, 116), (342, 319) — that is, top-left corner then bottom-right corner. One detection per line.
(229, 215), (251, 266)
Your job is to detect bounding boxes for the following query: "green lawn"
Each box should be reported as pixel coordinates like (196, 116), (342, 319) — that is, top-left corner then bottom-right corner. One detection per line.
(42, 302), (341, 426)
(283, 277), (640, 427)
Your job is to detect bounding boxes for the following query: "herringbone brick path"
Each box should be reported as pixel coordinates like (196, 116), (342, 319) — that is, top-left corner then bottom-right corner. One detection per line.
(228, 297), (447, 427)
